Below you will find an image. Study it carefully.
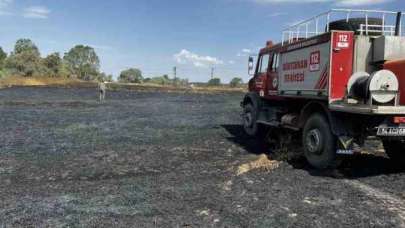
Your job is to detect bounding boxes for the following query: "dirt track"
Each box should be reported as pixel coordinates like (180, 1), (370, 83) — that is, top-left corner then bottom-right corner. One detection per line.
(0, 87), (405, 227)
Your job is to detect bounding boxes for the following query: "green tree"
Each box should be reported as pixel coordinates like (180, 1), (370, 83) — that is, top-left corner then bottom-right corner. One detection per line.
(179, 78), (189, 86)
(58, 62), (71, 78)
(230, 77), (243, 88)
(63, 45), (100, 80)
(106, 74), (113, 82)
(4, 39), (43, 77)
(5, 52), (40, 77)
(118, 68), (143, 83)
(208, 78), (221, 86)
(147, 75), (170, 85)
(14, 39), (40, 56)
(96, 72), (114, 82)
(42, 52), (62, 77)
(0, 47), (7, 69)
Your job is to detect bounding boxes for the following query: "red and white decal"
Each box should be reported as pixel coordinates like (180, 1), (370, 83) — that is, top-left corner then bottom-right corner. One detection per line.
(310, 51), (320, 72)
(337, 34), (350, 48)
(314, 65), (328, 90)
(279, 38), (331, 94)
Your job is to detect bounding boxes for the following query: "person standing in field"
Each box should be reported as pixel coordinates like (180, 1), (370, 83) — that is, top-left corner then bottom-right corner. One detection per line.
(99, 81), (107, 102)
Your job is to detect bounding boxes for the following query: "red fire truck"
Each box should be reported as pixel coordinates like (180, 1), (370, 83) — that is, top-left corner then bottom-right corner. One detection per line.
(242, 9), (405, 169)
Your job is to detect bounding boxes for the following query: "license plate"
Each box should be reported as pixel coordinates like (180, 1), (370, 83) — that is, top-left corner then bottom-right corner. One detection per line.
(337, 149), (354, 155)
(377, 127), (405, 136)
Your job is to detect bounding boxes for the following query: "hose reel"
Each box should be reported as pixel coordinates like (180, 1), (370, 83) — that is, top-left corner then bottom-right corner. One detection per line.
(347, 70), (399, 104)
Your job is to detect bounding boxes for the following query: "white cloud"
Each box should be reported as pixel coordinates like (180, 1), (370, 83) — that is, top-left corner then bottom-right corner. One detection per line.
(335, 0), (394, 6)
(174, 49), (223, 68)
(253, 0), (331, 3)
(268, 12), (287, 17)
(228, 60), (235, 64)
(0, 0), (12, 6)
(89, 44), (114, 51)
(251, 0), (395, 5)
(286, 19), (306, 27)
(23, 6), (50, 19)
(0, 0), (13, 15)
(237, 48), (253, 57)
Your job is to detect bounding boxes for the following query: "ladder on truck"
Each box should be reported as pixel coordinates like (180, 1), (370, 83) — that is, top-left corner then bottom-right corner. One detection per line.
(282, 9), (405, 46)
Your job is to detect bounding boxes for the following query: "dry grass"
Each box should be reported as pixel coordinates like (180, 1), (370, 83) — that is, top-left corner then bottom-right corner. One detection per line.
(0, 76), (95, 88)
(0, 76), (247, 93)
(108, 82), (246, 93)
(236, 154), (281, 176)
(192, 86), (246, 93)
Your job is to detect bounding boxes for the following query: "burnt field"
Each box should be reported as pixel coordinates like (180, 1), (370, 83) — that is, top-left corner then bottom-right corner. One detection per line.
(1, 87), (405, 227)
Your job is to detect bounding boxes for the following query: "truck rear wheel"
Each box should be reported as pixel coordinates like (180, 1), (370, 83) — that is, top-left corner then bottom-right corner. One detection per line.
(303, 113), (339, 169)
(243, 103), (262, 137)
(383, 140), (405, 165)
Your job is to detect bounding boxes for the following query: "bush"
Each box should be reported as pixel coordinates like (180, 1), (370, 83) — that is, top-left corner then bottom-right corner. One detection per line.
(3, 38), (47, 77)
(148, 75), (170, 85)
(0, 47), (6, 70)
(42, 53), (62, 77)
(0, 69), (8, 78)
(3, 40), (72, 78)
(4, 51), (42, 77)
(119, 68), (143, 83)
(143, 75), (189, 86)
(97, 72), (113, 82)
(208, 78), (221, 86)
(230, 77), (243, 88)
(175, 78), (189, 86)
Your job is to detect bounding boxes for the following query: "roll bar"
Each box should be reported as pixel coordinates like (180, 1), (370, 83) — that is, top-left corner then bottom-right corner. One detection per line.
(282, 9), (404, 46)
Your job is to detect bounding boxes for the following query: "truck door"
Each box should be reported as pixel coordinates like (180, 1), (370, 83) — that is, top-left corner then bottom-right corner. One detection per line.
(267, 52), (280, 96)
(254, 53), (271, 97)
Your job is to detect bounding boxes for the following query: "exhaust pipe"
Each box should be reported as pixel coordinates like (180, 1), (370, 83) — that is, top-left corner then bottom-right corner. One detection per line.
(395, 12), (402, 36)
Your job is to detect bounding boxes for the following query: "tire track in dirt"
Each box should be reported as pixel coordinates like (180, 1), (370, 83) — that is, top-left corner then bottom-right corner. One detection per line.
(345, 179), (405, 226)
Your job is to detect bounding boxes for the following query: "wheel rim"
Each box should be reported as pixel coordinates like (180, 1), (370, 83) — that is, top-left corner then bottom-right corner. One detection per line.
(244, 111), (253, 129)
(306, 129), (322, 155)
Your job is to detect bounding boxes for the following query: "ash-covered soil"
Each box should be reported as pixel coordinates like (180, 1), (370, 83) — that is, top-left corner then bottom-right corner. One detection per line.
(0, 87), (405, 228)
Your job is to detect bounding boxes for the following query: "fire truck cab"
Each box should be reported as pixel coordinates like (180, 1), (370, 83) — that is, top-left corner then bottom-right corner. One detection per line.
(242, 9), (405, 169)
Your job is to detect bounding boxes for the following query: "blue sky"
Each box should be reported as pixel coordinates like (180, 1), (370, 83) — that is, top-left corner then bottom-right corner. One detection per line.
(0, 0), (404, 82)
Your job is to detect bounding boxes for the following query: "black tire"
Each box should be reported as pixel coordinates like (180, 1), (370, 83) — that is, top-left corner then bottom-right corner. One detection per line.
(303, 113), (339, 169)
(328, 18), (383, 36)
(383, 140), (405, 165)
(243, 103), (263, 137)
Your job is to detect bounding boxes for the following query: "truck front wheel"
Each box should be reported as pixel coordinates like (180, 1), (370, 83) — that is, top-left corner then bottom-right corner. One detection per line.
(243, 103), (261, 136)
(303, 113), (339, 169)
(383, 140), (405, 165)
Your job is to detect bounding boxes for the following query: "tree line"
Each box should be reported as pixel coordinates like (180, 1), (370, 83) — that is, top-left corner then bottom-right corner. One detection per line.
(0, 38), (244, 87)
(118, 68), (189, 86)
(207, 77), (243, 88)
(0, 39), (112, 82)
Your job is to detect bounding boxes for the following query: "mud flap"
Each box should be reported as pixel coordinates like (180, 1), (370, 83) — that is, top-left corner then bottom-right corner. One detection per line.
(336, 136), (354, 155)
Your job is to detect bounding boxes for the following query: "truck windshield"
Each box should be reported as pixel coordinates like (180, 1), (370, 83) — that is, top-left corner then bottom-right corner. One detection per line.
(258, 54), (270, 73)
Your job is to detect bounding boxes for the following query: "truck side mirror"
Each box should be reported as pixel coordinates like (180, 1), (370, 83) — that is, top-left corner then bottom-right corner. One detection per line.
(248, 56), (255, 75)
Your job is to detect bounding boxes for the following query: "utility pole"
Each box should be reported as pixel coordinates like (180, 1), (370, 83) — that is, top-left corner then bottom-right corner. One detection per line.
(173, 66), (177, 86)
(211, 67), (214, 79)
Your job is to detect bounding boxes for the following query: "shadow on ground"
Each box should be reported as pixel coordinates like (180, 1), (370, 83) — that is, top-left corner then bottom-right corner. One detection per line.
(221, 124), (269, 155)
(222, 124), (405, 179)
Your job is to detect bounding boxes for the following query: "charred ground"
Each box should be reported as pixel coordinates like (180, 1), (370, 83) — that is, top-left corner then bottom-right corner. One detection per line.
(0, 87), (405, 227)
